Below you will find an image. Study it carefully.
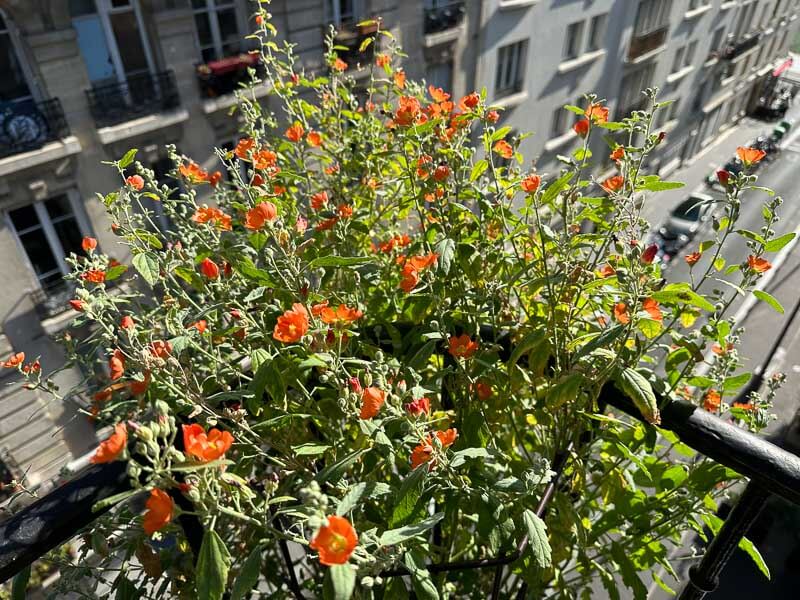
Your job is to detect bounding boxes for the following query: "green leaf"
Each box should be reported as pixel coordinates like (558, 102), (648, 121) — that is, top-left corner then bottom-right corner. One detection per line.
(308, 255), (372, 268)
(403, 550), (439, 600)
(358, 36), (373, 52)
(379, 513), (444, 546)
(641, 180), (685, 192)
(336, 482), (392, 516)
(573, 147), (592, 161)
(389, 466), (427, 527)
(563, 104), (584, 115)
(722, 372), (751, 392)
(293, 443), (330, 456)
(136, 230), (163, 250)
(522, 509), (552, 569)
(490, 126), (512, 142)
(610, 542), (648, 599)
(470, 159), (488, 181)
(638, 317), (662, 339)
(615, 368), (660, 425)
(764, 232), (795, 252)
(450, 447), (490, 468)
(509, 328), (547, 368)
(541, 171), (575, 205)
(196, 530), (230, 600)
(572, 325), (625, 361)
(105, 264), (128, 281)
(739, 535), (770, 579)
(249, 358), (285, 414)
(714, 257), (726, 272)
(132, 252), (160, 286)
(652, 572), (676, 595)
(324, 564), (356, 600)
(316, 449), (368, 484)
(118, 148), (138, 168)
(231, 545), (262, 600)
(92, 489), (138, 512)
(11, 565), (30, 600)
(434, 238), (455, 275)
(250, 349), (270, 373)
(244, 286), (268, 303)
(754, 290), (784, 314)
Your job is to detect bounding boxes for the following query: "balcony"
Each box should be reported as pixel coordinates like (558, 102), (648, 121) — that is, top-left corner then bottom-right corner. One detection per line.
(0, 99), (70, 160)
(424, 1), (465, 35)
(627, 26), (668, 62)
(196, 53), (262, 99)
(722, 32), (762, 60)
(331, 21), (378, 70)
(85, 71), (180, 129)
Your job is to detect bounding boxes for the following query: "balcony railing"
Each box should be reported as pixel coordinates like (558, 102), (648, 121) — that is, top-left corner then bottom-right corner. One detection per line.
(722, 32), (762, 60)
(30, 282), (77, 322)
(424, 1), (465, 35)
(0, 98), (70, 160)
(196, 53), (263, 99)
(628, 26), (669, 61)
(2, 323), (800, 600)
(85, 71), (180, 129)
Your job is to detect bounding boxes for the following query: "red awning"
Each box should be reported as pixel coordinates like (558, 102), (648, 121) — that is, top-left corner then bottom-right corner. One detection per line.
(773, 58), (793, 77)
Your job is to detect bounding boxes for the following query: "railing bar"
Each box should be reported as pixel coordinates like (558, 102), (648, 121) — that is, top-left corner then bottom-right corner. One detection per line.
(678, 480), (771, 600)
(274, 515), (305, 600)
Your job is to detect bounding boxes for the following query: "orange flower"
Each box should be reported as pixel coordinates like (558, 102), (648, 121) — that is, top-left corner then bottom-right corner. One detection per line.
(433, 165), (450, 182)
(493, 140), (513, 159)
(601, 175), (624, 194)
(712, 342), (734, 356)
(610, 146), (624, 161)
(179, 161), (210, 184)
(703, 389), (721, 412)
(143, 489), (174, 536)
(311, 191), (329, 210)
(685, 251), (701, 266)
(2, 352), (25, 368)
(191, 206), (232, 230)
(747, 255), (771, 273)
(90, 422), (127, 464)
(459, 92), (480, 109)
(614, 302), (630, 324)
(475, 381), (493, 400)
(359, 386), (386, 419)
(311, 300), (329, 317)
(732, 401), (756, 411)
(82, 236), (98, 252)
(736, 146), (766, 167)
(584, 103), (609, 124)
(320, 304), (363, 326)
(285, 122), (305, 142)
(337, 204), (354, 218)
(399, 263), (420, 292)
(253, 148), (278, 170)
(273, 303), (310, 343)
(182, 423), (234, 462)
(109, 349), (125, 380)
(245, 201), (278, 230)
(234, 137), (255, 159)
(448, 334), (478, 359)
(486, 110), (500, 123)
(307, 131), (323, 147)
(188, 320), (207, 333)
(149, 340), (172, 359)
(332, 57), (348, 72)
(597, 264), (616, 278)
(395, 96), (422, 126)
(428, 85), (450, 103)
(521, 175), (541, 193)
(316, 217), (338, 231)
(82, 269), (106, 283)
(376, 54), (390, 68)
(129, 372), (150, 396)
(120, 315), (135, 329)
(642, 297), (663, 322)
(573, 118), (590, 137)
(405, 397), (430, 416)
(69, 299), (85, 312)
(410, 428), (458, 469)
(126, 175), (145, 190)
(309, 515), (358, 566)
(393, 69), (406, 88)
(200, 257), (220, 279)
(407, 253), (438, 271)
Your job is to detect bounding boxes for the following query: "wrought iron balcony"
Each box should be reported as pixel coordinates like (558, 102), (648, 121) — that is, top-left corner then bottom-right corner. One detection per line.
(196, 53), (263, 99)
(85, 71), (180, 129)
(424, 1), (465, 35)
(0, 98), (70, 160)
(722, 32), (762, 60)
(628, 26), (669, 61)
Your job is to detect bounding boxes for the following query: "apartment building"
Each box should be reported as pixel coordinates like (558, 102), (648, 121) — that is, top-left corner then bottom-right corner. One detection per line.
(0, 0), (411, 492)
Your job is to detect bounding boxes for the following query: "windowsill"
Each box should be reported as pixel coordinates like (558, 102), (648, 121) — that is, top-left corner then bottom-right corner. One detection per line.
(703, 89), (734, 113)
(202, 82), (272, 115)
(628, 44), (668, 65)
(703, 57), (719, 68)
(721, 76), (736, 87)
(666, 65), (695, 83)
(0, 136), (81, 179)
(684, 5), (712, 20)
(96, 108), (189, 146)
(40, 307), (79, 336)
(762, 27), (775, 36)
(791, 14), (798, 22)
(423, 25), (462, 48)
(498, 0), (538, 10)
(557, 49), (606, 74)
(491, 90), (529, 109)
(720, 1), (737, 10)
(662, 117), (680, 133)
(543, 129), (577, 152)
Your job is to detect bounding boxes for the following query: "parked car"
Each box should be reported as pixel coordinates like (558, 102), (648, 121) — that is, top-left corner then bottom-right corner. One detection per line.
(664, 192), (715, 237)
(706, 158), (743, 189)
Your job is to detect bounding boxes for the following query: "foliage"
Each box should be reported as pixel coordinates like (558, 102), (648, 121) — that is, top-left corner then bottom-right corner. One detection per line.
(10, 4), (788, 599)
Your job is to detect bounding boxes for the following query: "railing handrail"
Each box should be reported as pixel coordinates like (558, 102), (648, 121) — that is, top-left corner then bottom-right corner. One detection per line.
(0, 97), (70, 159)
(85, 70), (181, 128)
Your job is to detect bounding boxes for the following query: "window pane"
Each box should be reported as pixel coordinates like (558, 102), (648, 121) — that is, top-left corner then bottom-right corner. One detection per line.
(9, 204), (40, 232)
(192, 0), (208, 8)
(52, 216), (84, 258)
(110, 12), (149, 76)
(45, 195), (75, 220)
(18, 228), (59, 279)
(194, 12), (214, 48)
(69, 0), (97, 17)
(217, 8), (240, 50)
(0, 32), (32, 101)
(111, 0), (131, 6)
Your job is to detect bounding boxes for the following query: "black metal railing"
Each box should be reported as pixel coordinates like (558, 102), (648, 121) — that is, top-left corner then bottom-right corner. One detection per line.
(196, 53), (264, 99)
(0, 98), (70, 160)
(628, 26), (669, 61)
(424, 1), (465, 35)
(85, 71), (180, 128)
(2, 325), (800, 600)
(722, 32), (762, 60)
(30, 282), (77, 322)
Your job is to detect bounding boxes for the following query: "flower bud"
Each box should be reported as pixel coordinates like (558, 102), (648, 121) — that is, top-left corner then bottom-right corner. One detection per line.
(717, 169), (730, 187)
(363, 372), (373, 387)
(135, 425), (154, 442)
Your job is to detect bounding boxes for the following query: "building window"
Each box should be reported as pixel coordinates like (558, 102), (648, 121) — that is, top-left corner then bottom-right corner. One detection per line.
(69, 0), (154, 85)
(633, 0), (672, 37)
(495, 40), (527, 99)
(671, 46), (685, 72)
(550, 106), (567, 139)
(0, 11), (32, 103)
(688, 0), (708, 9)
(8, 195), (87, 297)
(684, 40), (698, 65)
(587, 14), (608, 52)
(191, 0), (242, 63)
(564, 21), (584, 60)
(618, 63), (655, 117)
(426, 61), (453, 92)
(709, 26), (726, 59)
(668, 97), (681, 121)
(327, 0), (360, 26)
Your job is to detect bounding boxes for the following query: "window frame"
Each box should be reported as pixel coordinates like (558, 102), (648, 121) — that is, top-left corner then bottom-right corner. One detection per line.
(0, 8), (37, 103)
(564, 20), (585, 60)
(494, 39), (528, 99)
(191, 0), (243, 63)
(633, 0), (673, 37)
(587, 13), (608, 52)
(327, 0), (361, 27)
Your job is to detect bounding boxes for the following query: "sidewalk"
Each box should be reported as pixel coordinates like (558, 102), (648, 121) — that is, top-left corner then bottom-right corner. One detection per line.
(640, 102), (800, 228)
